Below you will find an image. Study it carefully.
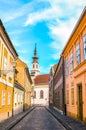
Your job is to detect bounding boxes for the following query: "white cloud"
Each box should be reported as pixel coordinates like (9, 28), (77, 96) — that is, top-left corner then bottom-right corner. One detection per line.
(0, 0), (17, 4)
(48, 17), (78, 59)
(11, 39), (21, 47)
(20, 56), (30, 66)
(45, 0), (86, 7)
(24, 0), (85, 60)
(49, 17), (77, 45)
(39, 65), (50, 74)
(24, 3), (62, 26)
(18, 50), (27, 54)
(2, 1), (35, 23)
(39, 63), (57, 74)
(1, 0), (85, 66)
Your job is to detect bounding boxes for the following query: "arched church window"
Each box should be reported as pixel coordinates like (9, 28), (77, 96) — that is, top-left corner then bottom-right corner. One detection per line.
(33, 64), (35, 68)
(40, 90), (44, 99)
(34, 91), (36, 98)
(36, 64), (38, 68)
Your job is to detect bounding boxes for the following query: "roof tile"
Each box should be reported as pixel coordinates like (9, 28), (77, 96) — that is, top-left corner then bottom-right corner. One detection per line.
(34, 74), (50, 84)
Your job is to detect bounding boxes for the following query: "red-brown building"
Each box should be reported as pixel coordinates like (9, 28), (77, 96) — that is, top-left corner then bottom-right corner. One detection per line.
(53, 57), (65, 114)
(49, 64), (57, 107)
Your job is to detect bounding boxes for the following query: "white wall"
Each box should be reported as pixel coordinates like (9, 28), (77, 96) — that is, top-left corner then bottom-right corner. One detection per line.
(33, 84), (49, 106)
(13, 88), (24, 115)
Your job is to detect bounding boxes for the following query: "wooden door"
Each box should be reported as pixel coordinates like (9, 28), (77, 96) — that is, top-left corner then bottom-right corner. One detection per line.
(77, 84), (83, 120)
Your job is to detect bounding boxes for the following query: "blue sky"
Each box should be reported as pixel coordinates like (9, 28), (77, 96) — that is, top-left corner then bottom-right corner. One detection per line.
(0, 0), (85, 74)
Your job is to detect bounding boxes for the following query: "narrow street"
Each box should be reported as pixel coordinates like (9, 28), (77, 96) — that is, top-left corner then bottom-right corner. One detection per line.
(10, 107), (66, 130)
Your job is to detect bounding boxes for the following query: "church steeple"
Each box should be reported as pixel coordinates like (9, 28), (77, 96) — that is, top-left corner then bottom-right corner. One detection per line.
(32, 43), (38, 63)
(31, 43), (40, 81)
(34, 43), (37, 56)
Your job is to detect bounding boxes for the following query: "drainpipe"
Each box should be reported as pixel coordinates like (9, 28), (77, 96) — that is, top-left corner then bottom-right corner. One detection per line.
(62, 56), (66, 115)
(12, 63), (16, 116)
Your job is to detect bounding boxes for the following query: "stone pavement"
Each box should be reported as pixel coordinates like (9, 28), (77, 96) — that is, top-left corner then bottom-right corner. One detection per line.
(0, 107), (35, 130)
(46, 107), (86, 130)
(10, 107), (66, 130)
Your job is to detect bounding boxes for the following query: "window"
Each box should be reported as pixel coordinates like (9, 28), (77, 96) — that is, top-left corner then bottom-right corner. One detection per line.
(71, 88), (74, 105)
(65, 59), (69, 76)
(2, 90), (5, 106)
(33, 64), (35, 68)
(4, 56), (7, 70)
(66, 90), (69, 104)
(8, 92), (11, 105)
(40, 90), (44, 99)
(36, 64), (38, 68)
(20, 95), (23, 103)
(83, 34), (86, 60)
(70, 52), (74, 72)
(18, 94), (20, 103)
(15, 92), (17, 105)
(34, 91), (36, 98)
(76, 43), (80, 64)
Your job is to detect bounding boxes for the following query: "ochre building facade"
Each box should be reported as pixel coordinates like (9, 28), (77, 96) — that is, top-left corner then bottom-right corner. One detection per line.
(62, 7), (86, 122)
(16, 58), (32, 110)
(0, 20), (18, 121)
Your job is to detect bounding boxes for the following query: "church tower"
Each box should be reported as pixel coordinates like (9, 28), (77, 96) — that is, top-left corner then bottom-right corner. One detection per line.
(31, 44), (40, 80)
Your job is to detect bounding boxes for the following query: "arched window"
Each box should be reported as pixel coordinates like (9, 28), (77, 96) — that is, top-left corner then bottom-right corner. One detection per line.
(40, 90), (44, 99)
(36, 64), (38, 68)
(33, 64), (35, 68)
(34, 91), (36, 98)
(83, 34), (86, 59)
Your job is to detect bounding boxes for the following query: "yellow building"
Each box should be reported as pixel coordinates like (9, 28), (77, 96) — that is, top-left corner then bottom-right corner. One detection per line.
(0, 20), (18, 121)
(16, 58), (32, 110)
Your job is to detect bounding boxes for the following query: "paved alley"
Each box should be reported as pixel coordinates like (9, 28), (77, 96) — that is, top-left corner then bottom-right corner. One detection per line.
(10, 107), (66, 130)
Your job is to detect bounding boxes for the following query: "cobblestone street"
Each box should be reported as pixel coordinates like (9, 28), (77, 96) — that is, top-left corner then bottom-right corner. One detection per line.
(10, 107), (66, 130)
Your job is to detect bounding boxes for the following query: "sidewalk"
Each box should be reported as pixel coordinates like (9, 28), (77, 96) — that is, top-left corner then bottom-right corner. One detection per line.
(0, 107), (35, 130)
(46, 107), (86, 130)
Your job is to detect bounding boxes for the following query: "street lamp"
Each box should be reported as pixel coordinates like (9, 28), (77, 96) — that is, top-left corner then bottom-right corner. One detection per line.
(0, 61), (16, 75)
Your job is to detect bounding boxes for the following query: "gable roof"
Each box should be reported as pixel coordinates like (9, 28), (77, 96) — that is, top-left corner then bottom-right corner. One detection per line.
(34, 74), (50, 84)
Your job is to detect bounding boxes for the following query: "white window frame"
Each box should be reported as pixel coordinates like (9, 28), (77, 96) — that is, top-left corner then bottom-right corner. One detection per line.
(34, 91), (36, 99)
(76, 43), (80, 64)
(8, 92), (11, 105)
(15, 92), (17, 104)
(20, 94), (23, 103)
(40, 90), (44, 99)
(70, 52), (74, 72)
(4, 56), (7, 70)
(65, 59), (69, 76)
(2, 90), (5, 106)
(18, 94), (20, 103)
(83, 34), (86, 60)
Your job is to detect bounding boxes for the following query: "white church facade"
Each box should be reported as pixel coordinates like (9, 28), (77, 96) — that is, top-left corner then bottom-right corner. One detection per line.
(33, 74), (49, 106)
(31, 44), (49, 106)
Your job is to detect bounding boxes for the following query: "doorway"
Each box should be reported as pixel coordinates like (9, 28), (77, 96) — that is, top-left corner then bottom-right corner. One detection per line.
(77, 84), (83, 120)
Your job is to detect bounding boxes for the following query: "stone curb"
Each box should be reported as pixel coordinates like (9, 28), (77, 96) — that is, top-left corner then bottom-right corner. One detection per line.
(46, 107), (73, 130)
(0, 107), (35, 130)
